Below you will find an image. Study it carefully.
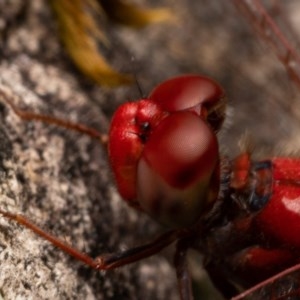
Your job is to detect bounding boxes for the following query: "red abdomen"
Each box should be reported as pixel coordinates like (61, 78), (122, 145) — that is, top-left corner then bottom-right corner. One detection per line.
(256, 158), (300, 249)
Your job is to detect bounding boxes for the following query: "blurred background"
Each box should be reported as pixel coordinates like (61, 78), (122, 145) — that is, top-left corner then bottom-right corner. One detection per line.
(0, 1), (300, 299)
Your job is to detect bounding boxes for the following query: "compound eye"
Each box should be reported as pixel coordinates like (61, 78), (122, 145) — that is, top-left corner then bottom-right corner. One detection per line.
(149, 74), (226, 132)
(108, 99), (164, 208)
(137, 111), (219, 227)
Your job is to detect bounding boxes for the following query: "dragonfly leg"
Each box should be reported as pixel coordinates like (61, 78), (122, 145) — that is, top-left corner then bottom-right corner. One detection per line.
(0, 209), (180, 270)
(0, 89), (108, 144)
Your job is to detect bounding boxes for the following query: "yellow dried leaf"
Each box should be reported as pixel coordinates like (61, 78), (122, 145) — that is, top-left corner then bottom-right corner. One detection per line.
(50, 0), (132, 86)
(100, 0), (174, 28)
(50, 0), (173, 86)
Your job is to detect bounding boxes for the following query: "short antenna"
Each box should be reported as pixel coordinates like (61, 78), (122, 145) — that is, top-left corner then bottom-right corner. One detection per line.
(131, 56), (146, 98)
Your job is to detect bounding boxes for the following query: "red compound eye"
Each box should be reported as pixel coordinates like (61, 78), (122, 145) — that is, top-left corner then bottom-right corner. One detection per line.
(108, 100), (165, 208)
(136, 112), (219, 227)
(149, 74), (226, 132)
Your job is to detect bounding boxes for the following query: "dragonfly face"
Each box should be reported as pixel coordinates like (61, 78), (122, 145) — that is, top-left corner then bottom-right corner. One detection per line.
(109, 75), (224, 228)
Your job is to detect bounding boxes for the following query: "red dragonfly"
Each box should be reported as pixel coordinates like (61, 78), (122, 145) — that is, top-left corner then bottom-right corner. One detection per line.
(1, 1), (300, 300)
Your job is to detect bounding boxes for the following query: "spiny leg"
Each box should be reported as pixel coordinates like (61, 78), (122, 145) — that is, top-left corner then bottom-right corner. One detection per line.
(0, 89), (108, 145)
(232, 263), (300, 300)
(0, 209), (182, 270)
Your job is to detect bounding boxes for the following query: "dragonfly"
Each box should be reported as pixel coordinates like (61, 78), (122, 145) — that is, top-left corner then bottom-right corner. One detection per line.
(0, 0), (297, 299)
